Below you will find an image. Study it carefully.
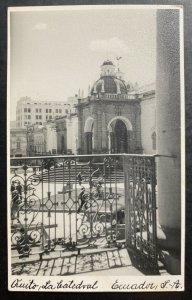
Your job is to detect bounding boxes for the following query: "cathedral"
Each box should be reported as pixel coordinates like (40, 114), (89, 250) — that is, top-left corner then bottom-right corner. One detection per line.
(75, 60), (156, 155)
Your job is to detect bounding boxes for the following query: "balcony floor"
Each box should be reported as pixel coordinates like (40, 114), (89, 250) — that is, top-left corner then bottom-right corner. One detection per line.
(11, 247), (169, 276)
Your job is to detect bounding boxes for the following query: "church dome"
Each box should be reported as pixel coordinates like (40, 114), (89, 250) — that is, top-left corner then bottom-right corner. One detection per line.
(91, 76), (127, 95)
(102, 60), (114, 66)
(91, 60), (128, 95)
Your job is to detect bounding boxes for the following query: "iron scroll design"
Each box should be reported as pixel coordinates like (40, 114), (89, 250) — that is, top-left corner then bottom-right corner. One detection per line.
(10, 154), (158, 274)
(10, 156), (125, 257)
(124, 156), (158, 274)
(11, 160), (42, 256)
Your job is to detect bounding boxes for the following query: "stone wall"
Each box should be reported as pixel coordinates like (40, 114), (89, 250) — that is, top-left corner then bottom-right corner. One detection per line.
(10, 128), (27, 157)
(140, 93), (156, 154)
(77, 99), (141, 154)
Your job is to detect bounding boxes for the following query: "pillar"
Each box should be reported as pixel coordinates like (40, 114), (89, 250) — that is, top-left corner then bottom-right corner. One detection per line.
(101, 111), (107, 152)
(156, 9), (181, 274)
(77, 105), (83, 154)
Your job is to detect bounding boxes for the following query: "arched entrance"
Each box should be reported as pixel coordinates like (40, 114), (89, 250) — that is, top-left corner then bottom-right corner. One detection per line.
(114, 120), (128, 153)
(84, 117), (94, 154)
(108, 116), (132, 154)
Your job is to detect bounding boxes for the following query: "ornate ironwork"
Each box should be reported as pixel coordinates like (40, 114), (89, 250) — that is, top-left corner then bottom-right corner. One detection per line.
(10, 155), (126, 257)
(10, 154), (157, 274)
(124, 156), (158, 274)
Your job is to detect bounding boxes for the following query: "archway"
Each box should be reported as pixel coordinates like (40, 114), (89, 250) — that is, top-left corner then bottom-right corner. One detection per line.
(84, 117), (94, 154)
(107, 116), (132, 154)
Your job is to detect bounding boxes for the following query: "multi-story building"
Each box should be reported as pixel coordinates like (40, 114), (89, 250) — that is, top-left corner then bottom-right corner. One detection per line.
(45, 121), (57, 155)
(10, 128), (27, 157)
(55, 113), (78, 155)
(15, 61), (156, 157)
(16, 97), (70, 128)
(27, 122), (58, 156)
(27, 125), (46, 156)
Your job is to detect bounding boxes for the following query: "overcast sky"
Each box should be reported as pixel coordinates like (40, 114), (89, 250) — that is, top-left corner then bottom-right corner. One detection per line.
(9, 7), (156, 121)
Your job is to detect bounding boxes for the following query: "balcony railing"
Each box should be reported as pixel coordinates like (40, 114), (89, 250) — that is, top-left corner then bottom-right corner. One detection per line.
(10, 154), (158, 273)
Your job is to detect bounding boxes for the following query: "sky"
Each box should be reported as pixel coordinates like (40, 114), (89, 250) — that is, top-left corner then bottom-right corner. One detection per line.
(9, 7), (156, 121)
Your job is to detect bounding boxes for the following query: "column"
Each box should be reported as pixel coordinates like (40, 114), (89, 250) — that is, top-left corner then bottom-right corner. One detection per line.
(101, 111), (107, 152)
(77, 105), (83, 154)
(156, 9), (181, 274)
(97, 110), (102, 152)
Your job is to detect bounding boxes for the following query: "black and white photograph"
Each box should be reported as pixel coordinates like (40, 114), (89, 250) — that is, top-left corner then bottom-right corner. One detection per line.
(7, 5), (185, 292)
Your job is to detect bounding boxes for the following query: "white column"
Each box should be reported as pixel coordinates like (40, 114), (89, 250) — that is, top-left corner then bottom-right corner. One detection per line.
(156, 9), (181, 274)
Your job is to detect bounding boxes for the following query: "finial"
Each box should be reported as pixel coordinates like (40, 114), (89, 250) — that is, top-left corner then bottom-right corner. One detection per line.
(116, 56), (122, 72)
(78, 88), (81, 98)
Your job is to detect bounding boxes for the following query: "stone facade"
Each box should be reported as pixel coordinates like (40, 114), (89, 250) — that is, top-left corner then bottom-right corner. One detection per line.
(16, 97), (70, 128)
(45, 121), (57, 154)
(16, 61), (156, 157)
(27, 124), (47, 155)
(55, 117), (67, 154)
(76, 60), (155, 155)
(55, 114), (78, 155)
(77, 96), (142, 154)
(140, 87), (156, 154)
(10, 128), (27, 157)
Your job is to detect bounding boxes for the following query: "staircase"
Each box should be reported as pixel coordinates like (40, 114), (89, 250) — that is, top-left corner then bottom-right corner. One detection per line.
(41, 163), (124, 183)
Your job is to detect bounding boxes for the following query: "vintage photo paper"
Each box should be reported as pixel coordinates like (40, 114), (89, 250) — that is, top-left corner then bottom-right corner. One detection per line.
(7, 5), (185, 292)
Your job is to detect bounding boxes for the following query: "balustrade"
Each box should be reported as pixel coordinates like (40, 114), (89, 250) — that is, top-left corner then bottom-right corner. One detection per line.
(10, 154), (158, 273)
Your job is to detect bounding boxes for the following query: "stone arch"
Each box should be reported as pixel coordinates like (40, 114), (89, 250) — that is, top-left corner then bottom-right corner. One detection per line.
(84, 117), (95, 154)
(84, 117), (94, 133)
(107, 116), (133, 154)
(107, 116), (133, 133)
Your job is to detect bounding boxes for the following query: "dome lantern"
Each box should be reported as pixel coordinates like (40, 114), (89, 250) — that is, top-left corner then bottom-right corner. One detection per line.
(90, 61), (128, 96)
(100, 60), (116, 77)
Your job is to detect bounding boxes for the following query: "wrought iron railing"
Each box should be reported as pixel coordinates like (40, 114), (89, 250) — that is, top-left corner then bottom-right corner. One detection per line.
(10, 154), (158, 273)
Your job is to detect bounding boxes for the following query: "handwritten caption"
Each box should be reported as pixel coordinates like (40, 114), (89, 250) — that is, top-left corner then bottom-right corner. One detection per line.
(10, 278), (183, 292)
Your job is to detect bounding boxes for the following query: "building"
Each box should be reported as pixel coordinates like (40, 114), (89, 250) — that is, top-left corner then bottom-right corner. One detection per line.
(16, 97), (70, 128)
(45, 121), (57, 154)
(140, 83), (156, 154)
(76, 60), (156, 155)
(55, 116), (67, 154)
(55, 112), (78, 155)
(27, 122), (58, 156)
(20, 61), (156, 157)
(27, 125), (46, 156)
(66, 113), (78, 155)
(10, 128), (27, 157)
(66, 96), (78, 114)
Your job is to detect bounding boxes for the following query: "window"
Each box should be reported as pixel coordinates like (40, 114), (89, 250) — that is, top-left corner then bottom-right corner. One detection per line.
(39, 122), (42, 125)
(36, 108), (38, 113)
(65, 109), (68, 114)
(59, 109), (62, 113)
(49, 115), (52, 119)
(152, 132), (156, 150)
(39, 115), (42, 120)
(46, 115), (48, 120)
(28, 108), (31, 113)
(28, 115), (31, 119)
(39, 108), (42, 113)
(46, 109), (48, 113)
(49, 109), (52, 113)
(36, 115), (38, 119)
(56, 109), (58, 113)
(24, 108), (27, 112)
